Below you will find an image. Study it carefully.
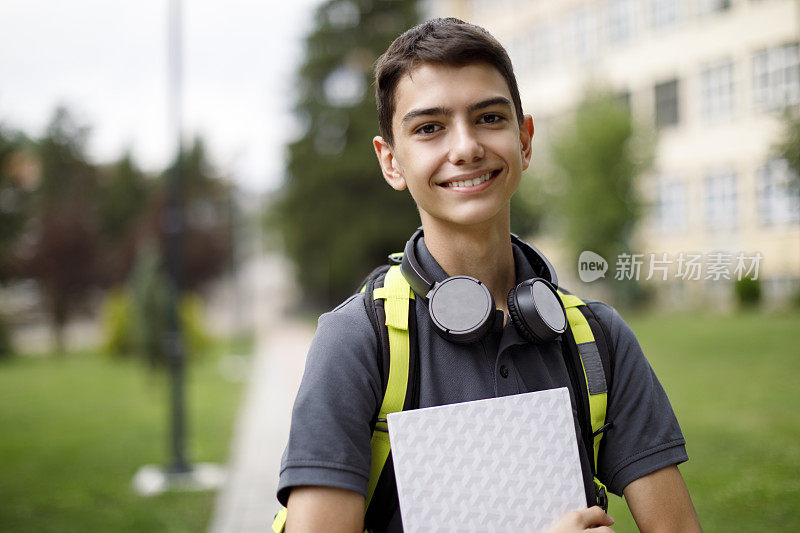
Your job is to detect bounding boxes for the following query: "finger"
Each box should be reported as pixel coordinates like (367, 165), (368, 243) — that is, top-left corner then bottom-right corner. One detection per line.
(579, 506), (615, 528)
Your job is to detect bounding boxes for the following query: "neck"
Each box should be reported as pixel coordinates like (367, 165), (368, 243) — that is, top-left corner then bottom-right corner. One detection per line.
(419, 214), (516, 318)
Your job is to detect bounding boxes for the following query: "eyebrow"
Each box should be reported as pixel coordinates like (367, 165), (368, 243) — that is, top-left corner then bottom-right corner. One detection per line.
(400, 96), (513, 125)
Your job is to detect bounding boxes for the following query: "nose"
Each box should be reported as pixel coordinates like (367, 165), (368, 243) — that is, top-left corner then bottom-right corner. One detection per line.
(448, 122), (484, 164)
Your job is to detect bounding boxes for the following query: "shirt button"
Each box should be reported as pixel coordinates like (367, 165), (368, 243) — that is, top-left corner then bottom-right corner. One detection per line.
(499, 365), (509, 378)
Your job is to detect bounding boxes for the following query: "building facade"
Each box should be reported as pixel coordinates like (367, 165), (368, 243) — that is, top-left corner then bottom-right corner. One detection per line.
(428, 0), (800, 307)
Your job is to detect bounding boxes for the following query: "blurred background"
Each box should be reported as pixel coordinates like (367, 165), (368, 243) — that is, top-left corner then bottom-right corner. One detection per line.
(1, 0), (798, 532)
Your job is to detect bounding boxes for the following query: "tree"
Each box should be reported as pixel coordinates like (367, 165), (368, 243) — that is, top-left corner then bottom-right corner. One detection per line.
(19, 107), (101, 353)
(547, 91), (652, 302)
(97, 152), (150, 243)
(157, 136), (231, 292)
(0, 125), (30, 283)
(273, 0), (421, 309)
(95, 152), (152, 286)
(776, 110), (800, 186)
(0, 125), (29, 356)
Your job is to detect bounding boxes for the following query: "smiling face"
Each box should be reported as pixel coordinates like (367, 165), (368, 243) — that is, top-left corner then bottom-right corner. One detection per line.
(373, 62), (533, 232)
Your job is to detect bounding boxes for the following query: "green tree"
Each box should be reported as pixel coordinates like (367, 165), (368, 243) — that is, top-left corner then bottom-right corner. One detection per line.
(35, 107), (96, 205)
(97, 151), (149, 243)
(95, 152), (153, 286)
(274, 0), (421, 308)
(157, 136), (232, 291)
(776, 110), (800, 185)
(547, 91), (652, 301)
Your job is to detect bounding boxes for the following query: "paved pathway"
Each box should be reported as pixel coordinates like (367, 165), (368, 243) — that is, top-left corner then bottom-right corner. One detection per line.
(209, 253), (314, 533)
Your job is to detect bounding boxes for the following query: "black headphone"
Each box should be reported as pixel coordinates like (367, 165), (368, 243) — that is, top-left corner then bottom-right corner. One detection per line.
(399, 228), (567, 345)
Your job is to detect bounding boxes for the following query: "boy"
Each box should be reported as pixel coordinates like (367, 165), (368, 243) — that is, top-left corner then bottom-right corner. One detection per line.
(277, 18), (701, 532)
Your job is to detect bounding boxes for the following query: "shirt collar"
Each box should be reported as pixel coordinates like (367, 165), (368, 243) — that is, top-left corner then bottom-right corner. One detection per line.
(413, 235), (543, 352)
(414, 234), (537, 285)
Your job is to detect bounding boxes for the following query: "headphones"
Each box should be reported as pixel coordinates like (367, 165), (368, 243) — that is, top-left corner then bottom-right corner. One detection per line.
(399, 228), (568, 345)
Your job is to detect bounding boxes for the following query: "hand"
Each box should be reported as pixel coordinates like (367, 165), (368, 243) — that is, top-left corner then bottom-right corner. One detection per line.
(545, 506), (615, 532)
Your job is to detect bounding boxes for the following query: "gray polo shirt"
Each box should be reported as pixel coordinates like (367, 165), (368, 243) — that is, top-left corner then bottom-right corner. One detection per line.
(277, 237), (687, 526)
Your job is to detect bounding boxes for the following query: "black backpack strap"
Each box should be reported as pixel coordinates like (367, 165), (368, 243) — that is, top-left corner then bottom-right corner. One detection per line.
(559, 320), (594, 468)
(577, 304), (614, 396)
(361, 265), (391, 393)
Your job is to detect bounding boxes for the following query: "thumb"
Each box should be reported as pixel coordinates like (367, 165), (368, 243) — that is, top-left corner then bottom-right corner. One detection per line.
(581, 506), (615, 528)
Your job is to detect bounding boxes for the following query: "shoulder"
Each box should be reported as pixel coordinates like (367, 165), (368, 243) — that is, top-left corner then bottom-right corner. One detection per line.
(278, 291), (384, 505)
(575, 297), (637, 355)
(314, 291), (376, 348)
(303, 290), (383, 398)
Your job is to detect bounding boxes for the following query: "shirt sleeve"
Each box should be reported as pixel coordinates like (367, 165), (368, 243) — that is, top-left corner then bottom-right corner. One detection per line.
(590, 302), (688, 495)
(277, 294), (383, 506)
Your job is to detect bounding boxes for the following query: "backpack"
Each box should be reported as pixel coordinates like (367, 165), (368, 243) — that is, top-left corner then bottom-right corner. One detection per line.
(273, 261), (613, 533)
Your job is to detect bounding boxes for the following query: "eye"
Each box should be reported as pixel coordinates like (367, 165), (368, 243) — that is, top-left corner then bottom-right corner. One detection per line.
(414, 123), (442, 135)
(478, 113), (505, 124)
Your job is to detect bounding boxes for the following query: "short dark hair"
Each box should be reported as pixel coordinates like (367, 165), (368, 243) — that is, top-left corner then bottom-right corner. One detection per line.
(374, 17), (524, 146)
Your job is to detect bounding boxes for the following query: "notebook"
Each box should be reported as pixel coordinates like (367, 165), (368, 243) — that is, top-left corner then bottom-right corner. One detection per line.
(387, 387), (586, 532)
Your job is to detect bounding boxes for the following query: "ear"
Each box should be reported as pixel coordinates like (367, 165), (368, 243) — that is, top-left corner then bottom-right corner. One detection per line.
(373, 136), (407, 191)
(519, 114), (534, 171)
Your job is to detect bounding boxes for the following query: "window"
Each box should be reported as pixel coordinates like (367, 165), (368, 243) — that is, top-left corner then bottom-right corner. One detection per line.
(532, 23), (557, 70)
(567, 7), (599, 63)
(467, 0), (517, 13)
(655, 175), (688, 232)
(615, 90), (632, 110)
(756, 158), (800, 225)
(508, 33), (535, 73)
(651, 0), (679, 29)
(698, 0), (731, 15)
(655, 78), (680, 128)
(700, 61), (735, 121)
(704, 169), (738, 230)
(753, 43), (800, 111)
(510, 25), (556, 73)
(607, 0), (635, 44)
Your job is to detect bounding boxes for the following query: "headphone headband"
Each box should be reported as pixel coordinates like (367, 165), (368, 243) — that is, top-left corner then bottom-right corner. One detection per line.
(398, 227), (565, 345)
(510, 233), (559, 287)
(401, 229), (435, 298)
(400, 227), (559, 297)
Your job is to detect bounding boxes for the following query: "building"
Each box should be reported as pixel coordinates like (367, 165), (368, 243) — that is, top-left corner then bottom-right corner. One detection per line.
(428, 0), (800, 307)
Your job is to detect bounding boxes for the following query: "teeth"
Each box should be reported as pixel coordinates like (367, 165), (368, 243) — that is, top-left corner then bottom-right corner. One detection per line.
(447, 172), (493, 188)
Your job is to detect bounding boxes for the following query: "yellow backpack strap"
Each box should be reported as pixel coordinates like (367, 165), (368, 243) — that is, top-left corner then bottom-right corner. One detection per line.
(557, 290), (610, 508)
(272, 265), (413, 533)
(366, 264), (413, 509)
(271, 507), (287, 532)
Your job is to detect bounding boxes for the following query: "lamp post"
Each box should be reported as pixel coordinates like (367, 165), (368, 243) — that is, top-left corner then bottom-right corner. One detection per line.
(165, 0), (189, 476)
(132, 0), (224, 495)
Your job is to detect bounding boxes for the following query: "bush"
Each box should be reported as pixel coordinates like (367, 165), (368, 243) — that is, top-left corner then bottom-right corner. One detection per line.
(101, 288), (134, 356)
(0, 314), (12, 357)
(100, 244), (214, 366)
(179, 292), (214, 357)
(734, 275), (761, 308)
(100, 287), (213, 365)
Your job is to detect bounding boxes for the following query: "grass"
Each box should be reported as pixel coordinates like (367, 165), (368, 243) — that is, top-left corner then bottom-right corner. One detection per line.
(2, 311), (798, 532)
(606, 310), (800, 532)
(0, 338), (248, 533)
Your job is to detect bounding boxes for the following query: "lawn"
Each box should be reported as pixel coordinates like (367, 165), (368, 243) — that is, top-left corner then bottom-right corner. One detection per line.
(1, 312), (798, 532)
(606, 310), (800, 532)
(0, 339), (247, 533)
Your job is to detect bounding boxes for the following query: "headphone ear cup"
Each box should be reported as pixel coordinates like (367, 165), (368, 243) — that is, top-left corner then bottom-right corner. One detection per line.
(507, 286), (538, 343)
(507, 279), (568, 344)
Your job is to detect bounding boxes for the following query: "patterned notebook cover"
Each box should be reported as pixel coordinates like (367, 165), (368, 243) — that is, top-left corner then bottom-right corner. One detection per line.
(387, 387), (586, 532)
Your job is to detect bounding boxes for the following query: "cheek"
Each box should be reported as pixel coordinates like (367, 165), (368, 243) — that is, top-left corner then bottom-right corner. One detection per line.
(398, 145), (439, 178)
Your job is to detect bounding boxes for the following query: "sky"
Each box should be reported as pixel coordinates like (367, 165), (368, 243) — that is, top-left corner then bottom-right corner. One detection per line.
(0, 0), (324, 192)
